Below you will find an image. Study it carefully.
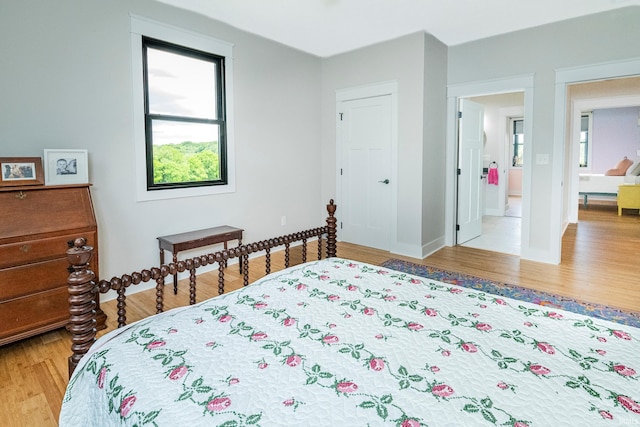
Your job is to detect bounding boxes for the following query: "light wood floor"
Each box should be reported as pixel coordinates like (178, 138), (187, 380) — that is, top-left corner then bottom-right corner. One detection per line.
(1, 203), (639, 426)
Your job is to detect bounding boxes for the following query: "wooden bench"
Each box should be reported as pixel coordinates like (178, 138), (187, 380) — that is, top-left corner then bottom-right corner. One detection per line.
(578, 191), (616, 208)
(157, 226), (244, 294)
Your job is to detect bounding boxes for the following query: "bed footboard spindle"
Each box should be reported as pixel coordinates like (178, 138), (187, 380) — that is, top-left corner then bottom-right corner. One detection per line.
(116, 285), (127, 327)
(217, 262), (225, 295)
(301, 238), (308, 263)
(153, 270), (164, 314)
(66, 238), (98, 377)
(326, 199), (337, 258)
(265, 247), (271, 274)
(189, 268), (197, 305)
(284, 241), (290, 268)
(211, 251), (224, 295)
(241, 245), (250, 287)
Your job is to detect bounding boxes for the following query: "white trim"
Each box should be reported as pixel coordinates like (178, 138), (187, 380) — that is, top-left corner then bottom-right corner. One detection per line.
(555, 57), (640, 85)
(446, 75), (535, 259)
(129, 15), (236, 202)
(335, 81), (400, 254)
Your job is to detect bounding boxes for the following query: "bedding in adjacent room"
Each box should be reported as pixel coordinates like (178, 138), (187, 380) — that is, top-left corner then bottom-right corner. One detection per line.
(579, 173), (640, 194)
(59, 258), (640, 426)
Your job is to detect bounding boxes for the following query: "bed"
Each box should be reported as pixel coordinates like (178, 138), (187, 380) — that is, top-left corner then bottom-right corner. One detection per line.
(59, 201), (640, 426)
(578, 173), (640, 207)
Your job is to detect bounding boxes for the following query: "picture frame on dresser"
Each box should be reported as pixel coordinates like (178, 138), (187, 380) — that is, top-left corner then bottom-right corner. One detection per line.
(0, 157), (44, 187)
(44, 149), (89, 185)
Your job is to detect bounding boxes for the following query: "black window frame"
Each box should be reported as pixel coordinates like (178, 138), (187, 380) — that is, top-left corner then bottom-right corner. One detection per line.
(511, 118), (524, 168)
(579, 113), (591, 168)
(142, 36), (228, 191)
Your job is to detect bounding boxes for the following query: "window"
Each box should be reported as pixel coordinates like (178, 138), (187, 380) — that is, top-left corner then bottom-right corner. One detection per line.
(131, 16), (235, 201)
(579, 113), (592, 168)
(511, 118), (524, 167)
(143, 37), (226, 190)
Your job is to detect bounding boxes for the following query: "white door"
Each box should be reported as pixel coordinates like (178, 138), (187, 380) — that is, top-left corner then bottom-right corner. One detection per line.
(340, 95), (392, 250)
(457, 98), (484, 244)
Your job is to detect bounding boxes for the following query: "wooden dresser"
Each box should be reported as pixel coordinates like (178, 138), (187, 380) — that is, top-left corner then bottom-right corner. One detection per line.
(0, 184), (106, 346)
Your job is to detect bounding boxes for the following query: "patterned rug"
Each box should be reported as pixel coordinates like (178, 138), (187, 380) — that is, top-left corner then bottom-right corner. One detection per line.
(380, 259), (640, 329)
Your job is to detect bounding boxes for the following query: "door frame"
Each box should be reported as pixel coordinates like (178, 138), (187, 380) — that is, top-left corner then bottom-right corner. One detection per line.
(336, 80), (399, 251)
(446, 75), (534, 258)
(555, 57), (640, 260)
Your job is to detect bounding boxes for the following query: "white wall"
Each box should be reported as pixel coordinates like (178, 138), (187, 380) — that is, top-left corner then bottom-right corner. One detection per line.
(0, 0), (323, 289)
(320, 32), (447, 258)
(449, 6), (640, 263)
(421, 35), (448, 256)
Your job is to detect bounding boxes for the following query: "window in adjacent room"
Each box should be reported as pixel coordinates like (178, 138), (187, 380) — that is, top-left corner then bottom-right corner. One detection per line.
(131, 16), (235, 201)
(579, 113), (592, 168)
(511, 118), (524, 167)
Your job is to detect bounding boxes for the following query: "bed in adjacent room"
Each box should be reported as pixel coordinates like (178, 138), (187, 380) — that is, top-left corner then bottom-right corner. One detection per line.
(579, 157), (640, 207)
(59, 202), (640, 426)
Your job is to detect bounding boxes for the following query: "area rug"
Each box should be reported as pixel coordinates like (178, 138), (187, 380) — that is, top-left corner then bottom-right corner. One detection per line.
(381, 258), (640, 328)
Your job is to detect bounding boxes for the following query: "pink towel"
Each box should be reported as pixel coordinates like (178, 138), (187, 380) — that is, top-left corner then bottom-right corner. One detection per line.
(488, 167), (499, 185)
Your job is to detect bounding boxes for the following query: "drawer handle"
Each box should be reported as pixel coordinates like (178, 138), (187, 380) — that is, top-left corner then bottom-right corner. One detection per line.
(20, 244), (31, 252)
(15, 191), (27, 200)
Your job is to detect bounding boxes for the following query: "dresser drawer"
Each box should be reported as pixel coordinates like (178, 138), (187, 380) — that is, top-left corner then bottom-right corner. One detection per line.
(0, 257), (73, 300)
(0, 186), (96, 241)
(0, 232), (96, 269)
(0, 287), (69, 345)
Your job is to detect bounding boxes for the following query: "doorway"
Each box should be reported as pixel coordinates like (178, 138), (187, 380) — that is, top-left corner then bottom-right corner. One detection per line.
(565, 78), (640, 224)
(456, 91), (525, 256)
(556, 61), (640, 257)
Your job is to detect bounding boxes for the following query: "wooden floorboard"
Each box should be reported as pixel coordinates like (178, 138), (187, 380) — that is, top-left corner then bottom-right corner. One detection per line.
(1, 203), (638, 426)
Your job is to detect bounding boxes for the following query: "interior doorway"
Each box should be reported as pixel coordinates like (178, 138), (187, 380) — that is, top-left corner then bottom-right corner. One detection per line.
(565, 77), (640, 224)
(457, 92), (525, 256)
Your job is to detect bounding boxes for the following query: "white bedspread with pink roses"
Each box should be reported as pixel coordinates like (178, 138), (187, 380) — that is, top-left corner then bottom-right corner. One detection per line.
(59, 258), (640, 426)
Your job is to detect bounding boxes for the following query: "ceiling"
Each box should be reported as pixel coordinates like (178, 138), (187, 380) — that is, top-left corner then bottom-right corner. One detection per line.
(155, 0), (640, 57)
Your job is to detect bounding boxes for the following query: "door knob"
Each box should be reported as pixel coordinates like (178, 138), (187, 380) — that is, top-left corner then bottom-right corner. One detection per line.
(379, 179), (390, 184)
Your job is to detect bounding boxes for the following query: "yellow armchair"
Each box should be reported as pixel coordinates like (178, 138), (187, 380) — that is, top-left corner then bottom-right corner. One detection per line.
(617, 184), (640, 215)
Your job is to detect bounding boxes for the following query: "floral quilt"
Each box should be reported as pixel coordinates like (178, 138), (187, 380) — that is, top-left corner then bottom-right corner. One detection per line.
(59, 258), (640, 426)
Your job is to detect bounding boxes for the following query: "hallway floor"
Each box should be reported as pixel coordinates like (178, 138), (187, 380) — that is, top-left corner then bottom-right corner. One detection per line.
(460, 215), (521, 255)
(461, 196), (521, 255)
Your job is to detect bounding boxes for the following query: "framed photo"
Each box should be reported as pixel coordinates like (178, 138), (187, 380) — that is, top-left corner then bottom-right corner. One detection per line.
(0, 157), (45, 187)
(44, 149), (89, 185)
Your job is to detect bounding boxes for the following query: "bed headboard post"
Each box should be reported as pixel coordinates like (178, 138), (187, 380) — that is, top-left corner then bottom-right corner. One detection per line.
(326, 199), (337, 258)
(66, 237), (98, 378)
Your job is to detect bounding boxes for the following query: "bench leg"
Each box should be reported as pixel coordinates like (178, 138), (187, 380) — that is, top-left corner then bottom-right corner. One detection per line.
(173, 253), (178, 294)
